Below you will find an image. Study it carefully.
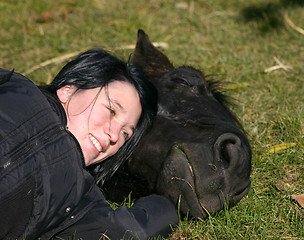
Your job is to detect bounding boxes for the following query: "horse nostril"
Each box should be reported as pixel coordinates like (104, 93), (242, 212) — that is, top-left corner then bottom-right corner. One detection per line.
(220, 145), (231, 168)
(214, 133), (241, 169)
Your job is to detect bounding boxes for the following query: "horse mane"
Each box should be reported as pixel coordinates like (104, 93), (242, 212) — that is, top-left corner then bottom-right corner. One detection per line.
(204, 74), (247, 135)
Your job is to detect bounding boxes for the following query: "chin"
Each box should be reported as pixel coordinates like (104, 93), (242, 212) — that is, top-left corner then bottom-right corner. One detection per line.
(83, 153), (96, 166)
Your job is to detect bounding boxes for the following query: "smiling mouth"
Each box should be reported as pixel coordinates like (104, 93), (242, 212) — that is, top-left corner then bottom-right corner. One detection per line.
(89, 133), (103, 152)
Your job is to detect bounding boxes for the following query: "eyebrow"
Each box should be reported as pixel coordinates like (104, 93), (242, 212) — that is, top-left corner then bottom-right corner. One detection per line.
(112, 100), (125, 113)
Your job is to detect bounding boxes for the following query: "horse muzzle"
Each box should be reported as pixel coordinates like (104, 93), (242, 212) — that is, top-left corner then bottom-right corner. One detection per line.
(155, 133), (251, 219)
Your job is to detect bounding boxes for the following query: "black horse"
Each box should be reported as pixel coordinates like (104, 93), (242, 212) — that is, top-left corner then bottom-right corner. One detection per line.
(104, 30), (252, 219)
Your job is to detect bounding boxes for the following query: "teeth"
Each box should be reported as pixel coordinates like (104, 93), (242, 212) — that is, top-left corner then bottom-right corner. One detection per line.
(89, 134), (102, 152)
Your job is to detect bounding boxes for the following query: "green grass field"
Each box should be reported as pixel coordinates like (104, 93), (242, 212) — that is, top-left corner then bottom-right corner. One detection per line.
(1, 0), (303, 239)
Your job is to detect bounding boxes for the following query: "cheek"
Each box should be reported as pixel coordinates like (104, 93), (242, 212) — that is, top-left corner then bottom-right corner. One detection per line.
(88, 105), (109, 127)
(66, 111), (91, 141)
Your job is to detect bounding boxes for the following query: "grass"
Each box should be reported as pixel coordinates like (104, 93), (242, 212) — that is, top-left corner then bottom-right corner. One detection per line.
(1, 0), (303, 239)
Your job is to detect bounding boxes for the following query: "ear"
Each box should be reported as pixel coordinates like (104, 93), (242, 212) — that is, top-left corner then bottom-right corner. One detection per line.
(56, 85), (77, 104)
(132, 29), (174, 74)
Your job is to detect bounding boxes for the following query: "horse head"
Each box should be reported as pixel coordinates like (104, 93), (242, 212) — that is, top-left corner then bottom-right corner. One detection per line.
(126, 29), (252, 218)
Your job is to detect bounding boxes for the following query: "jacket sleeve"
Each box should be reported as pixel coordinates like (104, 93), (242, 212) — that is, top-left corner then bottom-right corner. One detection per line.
(53, 195), (178, 240)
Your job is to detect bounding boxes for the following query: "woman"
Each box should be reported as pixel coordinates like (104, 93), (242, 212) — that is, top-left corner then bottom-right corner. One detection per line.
(45, 49), (158, 184)
(0, 49), (178, 239)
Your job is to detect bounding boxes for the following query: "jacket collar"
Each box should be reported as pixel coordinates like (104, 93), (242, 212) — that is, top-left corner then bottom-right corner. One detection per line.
(40, 88), (87, 168)
(40, 88), (67, 127)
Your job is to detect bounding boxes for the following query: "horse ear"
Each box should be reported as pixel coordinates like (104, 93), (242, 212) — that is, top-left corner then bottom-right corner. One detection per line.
(132, 29), (174, 74)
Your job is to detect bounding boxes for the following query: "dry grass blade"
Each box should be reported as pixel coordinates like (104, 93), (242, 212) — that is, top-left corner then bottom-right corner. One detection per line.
(112, 42), (168, 50)
(23, 42), (168, 76)
(284, 13), (304, 35)
(23, 49), (88, 76)
(264, 56), (293, 73)
(171, 176), (195, 192)
(268, 143), (297, 154)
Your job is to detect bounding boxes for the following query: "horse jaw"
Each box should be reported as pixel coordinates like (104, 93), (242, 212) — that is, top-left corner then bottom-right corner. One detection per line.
(156, 144), (209, 218)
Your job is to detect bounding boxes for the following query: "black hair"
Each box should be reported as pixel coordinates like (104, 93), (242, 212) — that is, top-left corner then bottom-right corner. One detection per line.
(46, 49), (158, 185)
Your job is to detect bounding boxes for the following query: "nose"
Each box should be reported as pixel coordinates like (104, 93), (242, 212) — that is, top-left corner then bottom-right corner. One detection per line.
(106, 121), (121, 144)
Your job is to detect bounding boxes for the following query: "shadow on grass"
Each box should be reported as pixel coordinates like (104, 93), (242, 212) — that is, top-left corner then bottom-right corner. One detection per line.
(239, 0), (304, 33)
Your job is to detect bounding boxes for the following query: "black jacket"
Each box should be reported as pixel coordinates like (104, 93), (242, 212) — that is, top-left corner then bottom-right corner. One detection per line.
(0, 69), (178, 240)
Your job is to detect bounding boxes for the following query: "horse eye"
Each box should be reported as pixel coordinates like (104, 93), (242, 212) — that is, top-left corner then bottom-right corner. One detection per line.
(171, 78), (190, 86)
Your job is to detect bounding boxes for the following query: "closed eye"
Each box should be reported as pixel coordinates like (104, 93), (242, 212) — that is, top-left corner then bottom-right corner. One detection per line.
(107, 107), (115, 116)
(171, 78), (191, 86)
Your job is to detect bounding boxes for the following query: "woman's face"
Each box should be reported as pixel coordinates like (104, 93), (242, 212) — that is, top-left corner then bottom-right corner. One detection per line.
(57, 81), (142, 166)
